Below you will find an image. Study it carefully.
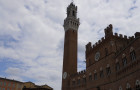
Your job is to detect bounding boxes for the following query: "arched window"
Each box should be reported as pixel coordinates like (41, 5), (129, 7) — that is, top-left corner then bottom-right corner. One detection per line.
(89, 59), (91, 66)
(122, 57), (127, 66)
(77, 78), (81, 85)
(23, 86), (26, 88)
(105, 48), (108, 56)
(82, 77), (86, 84)
(89, 73), (92, 81)
(97, 86), (100, 90)
(106, 64), (111, 75)
(106, 67), (111, 75)
(116, 62), (120, 71)
(119, 86), (122, 90)
(100, 70), (104, 78)
(94, 73), (97, 80)
(72, 80), (75, 86)
(73, 10), (75, 17)
(68, 11), (70, 16)
(136, 80), (140, 90)
(130, 50), (136, 61)
(126, 83), (131, 90)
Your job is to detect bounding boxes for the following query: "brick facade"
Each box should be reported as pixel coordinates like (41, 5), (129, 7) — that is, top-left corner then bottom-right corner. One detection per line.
(69, 25), (140, 90)
(23, 82), (53, 90)
(0, 77), (23, 90)
(62, 2), (140, 90)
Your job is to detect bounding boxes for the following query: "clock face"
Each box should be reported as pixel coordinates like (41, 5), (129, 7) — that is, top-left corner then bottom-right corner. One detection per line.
(95, 52), (100, 61)
(63, 72), (67, 79)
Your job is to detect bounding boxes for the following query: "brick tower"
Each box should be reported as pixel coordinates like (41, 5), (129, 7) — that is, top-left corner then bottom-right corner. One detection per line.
(62, 2), (80, 90)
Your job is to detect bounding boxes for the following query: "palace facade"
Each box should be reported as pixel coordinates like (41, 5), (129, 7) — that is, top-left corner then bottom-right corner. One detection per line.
(62, 2), (140, 90)
(0, 77), (53, 90)
(0, 77), (23, 90)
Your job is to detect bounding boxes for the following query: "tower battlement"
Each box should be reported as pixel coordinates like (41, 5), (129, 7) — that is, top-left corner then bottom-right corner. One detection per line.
(86, 42), (92, 52)
(104, 24), (113, 38)
(85, 24), (139, 58)
(63, 2), (80, 32)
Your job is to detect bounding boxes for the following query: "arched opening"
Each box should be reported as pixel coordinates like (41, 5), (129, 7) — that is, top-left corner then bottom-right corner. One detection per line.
(116, 62), (120, 71)
(82, 77), (86, 84)
(105, 48), (108, 56)
(77, 78), (81, 85)
(119, 86), (122, 90)
(136, 80), (140, 90)
(89, 73), (92, 81)
(73, 10), (75, 17)
(130, 50), (136, 61)
(126, 83), (131, 90)
(122, 57), (127, 66)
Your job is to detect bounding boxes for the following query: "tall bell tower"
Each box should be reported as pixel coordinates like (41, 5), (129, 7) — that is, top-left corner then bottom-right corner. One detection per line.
(62, 2), (80, 90)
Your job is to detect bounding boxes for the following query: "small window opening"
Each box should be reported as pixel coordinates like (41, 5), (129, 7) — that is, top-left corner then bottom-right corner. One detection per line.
(116, 62), (120, 71)
(130, 50), (136, 61)
(100, 70), (104, 78)
(106, 67), (111, 75)
(83, 77), (86, 84)
(89, 75), (92, 81)
(72, 81), (75, 86)
(122, 57), (127, 66)
(73, 10), (75, 17)
(94, 73), (97, 80)
(105, 48), (108, 56)
(77, 79), (80, 85)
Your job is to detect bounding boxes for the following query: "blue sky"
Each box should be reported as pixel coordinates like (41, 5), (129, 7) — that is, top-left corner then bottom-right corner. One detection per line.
(0, 0), (140, 90)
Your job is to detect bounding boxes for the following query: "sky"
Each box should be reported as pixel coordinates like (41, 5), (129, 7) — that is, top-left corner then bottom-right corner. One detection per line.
(0, 0), (140, 90)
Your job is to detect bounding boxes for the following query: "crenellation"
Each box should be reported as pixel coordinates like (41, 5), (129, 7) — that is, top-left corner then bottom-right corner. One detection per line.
(101, 37), (105, 41)
(135, 32), (140, 38)
(83, 70), (86, 73)
(124, 35), (127, 39)
(129, 36), (135, 41)
(86, 42), (92, 52)
(75, 70), (86, 76)
(93, 44), (95, 48)
(98, 40), (101, 44)
(89, 37), (105, 51)
(104, 24), (113, 38)
(95, 42), (98, 46)
(119, 34), (123, 38)
(115, 33), (118, 37)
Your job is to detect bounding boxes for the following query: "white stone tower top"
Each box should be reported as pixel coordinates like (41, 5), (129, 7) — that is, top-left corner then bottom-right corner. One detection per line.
(63, 2), (80, 32)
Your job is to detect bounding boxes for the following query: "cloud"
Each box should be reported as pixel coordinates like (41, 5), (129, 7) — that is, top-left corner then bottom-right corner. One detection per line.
(0, 0), (140, 90)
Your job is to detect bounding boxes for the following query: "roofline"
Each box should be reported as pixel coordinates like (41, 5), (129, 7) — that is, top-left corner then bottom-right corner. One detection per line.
(0, 77), (23, 83)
